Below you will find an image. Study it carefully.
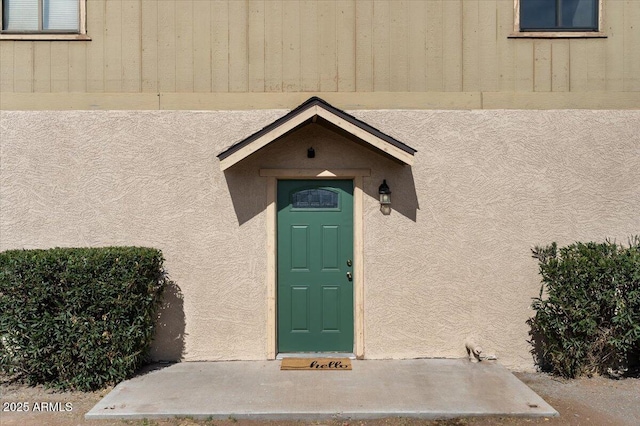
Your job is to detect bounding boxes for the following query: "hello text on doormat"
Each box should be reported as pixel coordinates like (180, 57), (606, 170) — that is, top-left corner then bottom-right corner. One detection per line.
(280, 358), (352, 370)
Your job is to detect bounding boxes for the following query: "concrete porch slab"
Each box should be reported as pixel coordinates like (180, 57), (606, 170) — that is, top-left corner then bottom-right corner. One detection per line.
(85, 359), (558, 421)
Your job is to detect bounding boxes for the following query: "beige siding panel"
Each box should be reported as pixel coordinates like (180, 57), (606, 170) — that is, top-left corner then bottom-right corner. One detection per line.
(193, 0), (212, 92)
(300, 0), (319, 91)
(13, 43), (33, 93)
(551, 41), (570, 92)
(122, 0), (141, 93)
(249, 0), (266, 92)
(104, 0), (122, 92)
(141, 0), (159, 92)
(372, 0), (390, 91)
(425, 0), (443, 91)
(442, 0), (462, 91)
(587, 39), (607, 91)
(355, 0), (373, 91)
(569, 39), (589, 91)
(389, 1), (408, 92)
(6, 91), (640, 111)
(68, 42), (87, 92)
(496, 0), (515, 92)
(229, 0), (249, 92)
(605, 0), (624, 91)
(478, 1), (498, 92)
(176, 0), (194, 92)
(407, 0), (426, 92)
(158, 91), (481, 110)
(318, 0), (337, 92)
(337, 0), (356, 92)
(1, 93), (159, 110)
(462, 0), (479, 91)
(282, 0), (300, 91)
(33, 43), (51, 93)
(623, 0), (640, 91)
(264, 0), (283, 92)
(515, 40), (533, 92)
(158, 1), (176, 92)
(50, 43), (69, 92)
(0, 42), (15, 92)
(483, 91), (640, 109)
(212, 0), (230, 92)
(86, 0), (104, 92)
(533, 41), (551, 92)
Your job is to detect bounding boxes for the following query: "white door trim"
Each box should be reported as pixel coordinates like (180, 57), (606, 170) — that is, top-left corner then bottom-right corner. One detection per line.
(262, 168), (370, 360)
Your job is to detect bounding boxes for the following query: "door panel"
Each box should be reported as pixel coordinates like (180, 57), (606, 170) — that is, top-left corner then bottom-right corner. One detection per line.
(277, 180), (354, 353)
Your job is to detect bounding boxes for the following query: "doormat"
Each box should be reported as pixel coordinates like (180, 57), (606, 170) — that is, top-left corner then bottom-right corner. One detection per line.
(280, 358), (352, 371)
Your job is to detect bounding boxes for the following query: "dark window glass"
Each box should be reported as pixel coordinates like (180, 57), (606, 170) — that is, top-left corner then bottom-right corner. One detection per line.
(520, 0), (598, 31)
(292, 189), (338, 209)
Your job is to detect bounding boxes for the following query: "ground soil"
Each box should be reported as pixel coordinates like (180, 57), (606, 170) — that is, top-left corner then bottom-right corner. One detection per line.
(1, 372), (639, 426)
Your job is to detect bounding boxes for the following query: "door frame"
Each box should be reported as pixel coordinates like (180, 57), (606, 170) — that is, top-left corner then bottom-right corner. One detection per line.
(261, 168), (370, 360)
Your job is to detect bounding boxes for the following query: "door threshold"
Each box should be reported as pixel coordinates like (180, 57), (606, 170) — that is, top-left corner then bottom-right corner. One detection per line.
(276, 353), (356, 360)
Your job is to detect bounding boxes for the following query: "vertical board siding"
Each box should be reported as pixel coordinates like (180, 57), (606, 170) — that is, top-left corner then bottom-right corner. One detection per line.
(0, 41), (15, 92)
(442, 0), (462, 91)
(336, 0), (355, 92)
(33, 43), (51, 92)
(157, 1), (176, 92)
(264, 0), (283, 92)
(355, 0), (373, 91)
(1, 0), (639, 97)
(533, 41), (551, 92)
(211, 0), (229, 92)
(141, 0), (159, 93)
(425, 1), (443, 91)
(407, 0), (426, 92)
(281, 0), (300, 91)
(551, 41), (570, 92)
(249, 0), (266, 92)
(478, 2), (498, 92)
(318, 0), (337, 92)
(104, 0), (122, 92)
(176, 0), (195, 92)
(372, 0), (390, 91)
(50, 43), (69, 92)
(623, 0), (640, 91)
(605, 0), (624, 91)
(462, 0), (479, 91)
(193, 0), (212, 92)
(300, 0), (319, 91)
(122, 1), (141, 92)
(389, 0), (408, 92)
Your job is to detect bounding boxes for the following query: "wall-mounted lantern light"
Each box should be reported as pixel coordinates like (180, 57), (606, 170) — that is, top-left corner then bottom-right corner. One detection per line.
(307, 147), (315, 158)
(378, 179), (391, 215)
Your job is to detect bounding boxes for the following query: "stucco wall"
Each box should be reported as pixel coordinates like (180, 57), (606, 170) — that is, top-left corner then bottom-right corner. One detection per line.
(1, 109), (638, 370)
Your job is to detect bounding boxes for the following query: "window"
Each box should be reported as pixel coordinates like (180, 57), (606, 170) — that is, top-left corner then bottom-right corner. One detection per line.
(515, 0), (604, 37)
(1, 0), (88, 40)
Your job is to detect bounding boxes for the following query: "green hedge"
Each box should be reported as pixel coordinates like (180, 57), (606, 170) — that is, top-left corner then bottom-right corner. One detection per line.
(0, 247), (167, 390)
(529, 237), (640, 378)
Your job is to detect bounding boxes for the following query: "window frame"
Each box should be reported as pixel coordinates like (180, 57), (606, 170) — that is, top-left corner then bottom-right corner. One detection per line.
(511, 0), (606, 38)
(0, 0), (89, 40)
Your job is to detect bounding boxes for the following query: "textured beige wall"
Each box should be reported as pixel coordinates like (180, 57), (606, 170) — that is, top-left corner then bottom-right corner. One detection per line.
(1, 109), (639, 370)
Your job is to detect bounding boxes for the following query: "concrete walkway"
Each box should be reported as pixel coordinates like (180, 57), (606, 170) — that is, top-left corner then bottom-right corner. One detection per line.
(85, 359), (557, 421)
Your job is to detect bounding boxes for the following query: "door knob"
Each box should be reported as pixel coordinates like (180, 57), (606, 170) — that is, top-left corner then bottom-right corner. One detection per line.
(346, 272), (352, 281)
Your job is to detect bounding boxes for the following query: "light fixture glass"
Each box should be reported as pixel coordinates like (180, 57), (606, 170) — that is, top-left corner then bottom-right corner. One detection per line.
(378, 179), (391, 215)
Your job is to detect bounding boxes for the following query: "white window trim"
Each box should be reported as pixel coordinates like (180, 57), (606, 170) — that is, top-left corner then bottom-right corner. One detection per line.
(0, 0), (89, 40)
(510, 0), (606, 38)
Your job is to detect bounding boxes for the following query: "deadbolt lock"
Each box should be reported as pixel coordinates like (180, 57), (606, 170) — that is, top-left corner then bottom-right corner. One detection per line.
(347, 259), (352, 266)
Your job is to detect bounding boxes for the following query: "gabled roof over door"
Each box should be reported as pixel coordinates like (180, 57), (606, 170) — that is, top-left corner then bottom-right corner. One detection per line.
(217, 97), (416, 171)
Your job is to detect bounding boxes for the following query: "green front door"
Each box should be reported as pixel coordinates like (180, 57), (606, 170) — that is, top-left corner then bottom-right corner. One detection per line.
(277, 180), (354, 353)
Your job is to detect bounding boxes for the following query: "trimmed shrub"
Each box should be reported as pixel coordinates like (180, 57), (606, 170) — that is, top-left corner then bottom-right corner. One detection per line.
(529, 237), (640, 378)
(0, 247), (167, 390)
